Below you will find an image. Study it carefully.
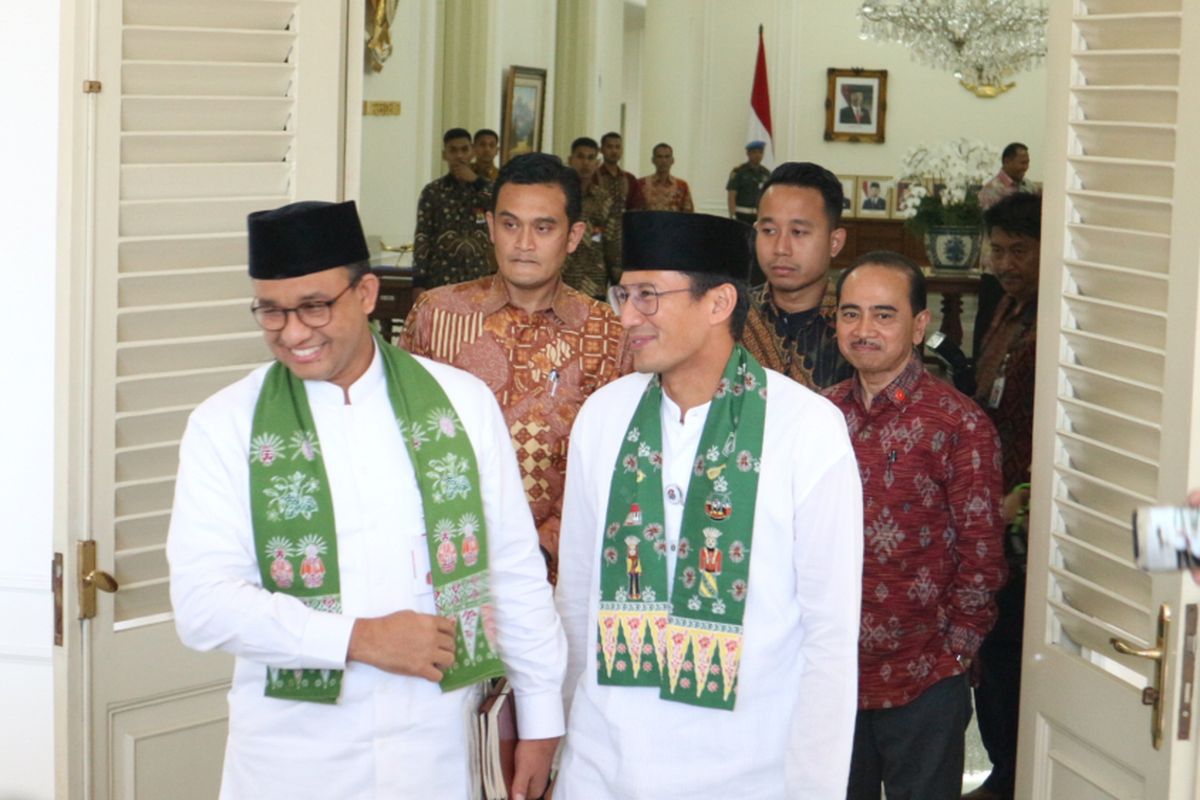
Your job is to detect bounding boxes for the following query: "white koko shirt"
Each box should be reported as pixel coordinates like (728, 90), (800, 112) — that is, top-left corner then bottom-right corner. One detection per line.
(555, 370), (863, 799)
(168, 344), (565, 799)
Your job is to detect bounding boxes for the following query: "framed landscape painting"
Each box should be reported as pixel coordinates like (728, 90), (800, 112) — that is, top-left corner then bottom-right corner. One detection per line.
(501, 66), (547, 163)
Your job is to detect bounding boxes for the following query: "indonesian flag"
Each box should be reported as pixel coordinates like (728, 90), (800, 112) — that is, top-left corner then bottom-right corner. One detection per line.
(747, 25), (775, 169)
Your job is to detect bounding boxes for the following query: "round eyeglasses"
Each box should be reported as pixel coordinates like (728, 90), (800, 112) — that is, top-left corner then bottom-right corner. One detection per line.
(250, 283), (355, 331)
(607, 283), (692, 316)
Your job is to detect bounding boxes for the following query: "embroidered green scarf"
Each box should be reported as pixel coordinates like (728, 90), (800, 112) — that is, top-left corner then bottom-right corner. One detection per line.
(596, 345), (766, 711)
(250, 337), (504, 702)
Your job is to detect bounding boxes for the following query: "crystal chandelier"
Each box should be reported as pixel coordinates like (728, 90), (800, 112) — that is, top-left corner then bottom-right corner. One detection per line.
(858, 0), (1048, 98)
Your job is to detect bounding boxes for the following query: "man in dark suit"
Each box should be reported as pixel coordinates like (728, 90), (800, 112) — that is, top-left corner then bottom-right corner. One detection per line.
(839, 90), (871, 125)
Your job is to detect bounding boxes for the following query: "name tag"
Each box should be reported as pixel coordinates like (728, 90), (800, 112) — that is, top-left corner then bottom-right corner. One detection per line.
(987, 376), (1006, 409)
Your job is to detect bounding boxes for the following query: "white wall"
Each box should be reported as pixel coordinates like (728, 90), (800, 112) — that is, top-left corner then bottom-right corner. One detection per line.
(0, 2), (59, 798)
(358, 0), (438, 248)
(638, 1), (1046, 214)
(357, 0), (1048, 250)
(356, 0), (559, 249)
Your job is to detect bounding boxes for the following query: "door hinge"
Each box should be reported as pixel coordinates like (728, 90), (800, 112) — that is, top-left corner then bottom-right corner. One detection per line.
(52, 553), (63, 646)
(82, 80), (101, 94)
(77, 540), (119, 621)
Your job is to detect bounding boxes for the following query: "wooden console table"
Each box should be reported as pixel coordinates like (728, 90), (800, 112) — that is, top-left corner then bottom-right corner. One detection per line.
(370, 265), (414, 341)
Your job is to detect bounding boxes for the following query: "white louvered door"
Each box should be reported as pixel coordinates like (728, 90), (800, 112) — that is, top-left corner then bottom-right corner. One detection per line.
(1019, 0), (1200, 797)
(72, 1), (346, 797)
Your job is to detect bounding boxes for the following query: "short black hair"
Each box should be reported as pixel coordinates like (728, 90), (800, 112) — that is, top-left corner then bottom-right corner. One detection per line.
(473, 128), (499, 143)
(600, 131), (622, 146)
(652, 142), (672, 156)
(494, 152), (582, 223)
(570, 136), (599, 153)
(344, 259), (371, 285)
(683, 272), (750, 341)
(836, 250), (926, 315)
(984, 192), (1042, 241)
(1001, 142), (1028, 161)
(758, 162), (845, 228)
(443, 127), (471, 145)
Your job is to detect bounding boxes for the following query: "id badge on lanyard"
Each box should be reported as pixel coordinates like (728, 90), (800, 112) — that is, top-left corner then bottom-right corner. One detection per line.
(987, 353), (1011, 409)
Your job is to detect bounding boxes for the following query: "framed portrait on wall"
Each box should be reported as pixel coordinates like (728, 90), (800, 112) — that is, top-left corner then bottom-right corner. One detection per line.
(838, 176), (858, 219)
(825, 68), (888, 144)
(501, 66), (547, 164)
(892, 179), (920, 219)
(857, 176), (893, 218)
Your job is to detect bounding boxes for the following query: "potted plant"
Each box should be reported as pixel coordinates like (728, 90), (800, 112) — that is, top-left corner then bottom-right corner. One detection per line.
(895, 138), (999, 270)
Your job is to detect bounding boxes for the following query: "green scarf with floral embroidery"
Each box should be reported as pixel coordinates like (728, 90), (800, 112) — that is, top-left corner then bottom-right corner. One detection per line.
(249, 336), (504, 702)
(596, 344), (766, 711)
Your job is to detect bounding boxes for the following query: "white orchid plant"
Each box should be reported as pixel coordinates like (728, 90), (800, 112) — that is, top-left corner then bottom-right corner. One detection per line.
(895, 138), (1000, 235)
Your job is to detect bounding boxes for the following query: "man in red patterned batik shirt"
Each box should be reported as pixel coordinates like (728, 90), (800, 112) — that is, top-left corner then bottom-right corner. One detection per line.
(826, 251), (1007, 800)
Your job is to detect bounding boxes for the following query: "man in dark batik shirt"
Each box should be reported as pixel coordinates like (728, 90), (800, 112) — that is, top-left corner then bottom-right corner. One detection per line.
(413, 127), (496, 293)
(961, 192), (1042, 800)
(743, 162), (854, 390)
(563, 137), (620, 300)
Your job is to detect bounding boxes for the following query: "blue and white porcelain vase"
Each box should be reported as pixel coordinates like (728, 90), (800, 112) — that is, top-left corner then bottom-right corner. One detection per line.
(923, 225), (982, 270)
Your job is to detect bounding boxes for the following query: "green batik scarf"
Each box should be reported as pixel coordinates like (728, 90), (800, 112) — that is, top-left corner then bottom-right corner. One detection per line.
(596, 344), (766, 711)
(250, 336), (505, 702)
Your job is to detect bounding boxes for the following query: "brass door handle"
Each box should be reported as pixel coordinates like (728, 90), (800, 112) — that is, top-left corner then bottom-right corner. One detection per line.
(1111, 640), (1161, 660)
(77, 540), (118, 620)
(83, 569), (119, 594)
(1111, 603), (1170, 749)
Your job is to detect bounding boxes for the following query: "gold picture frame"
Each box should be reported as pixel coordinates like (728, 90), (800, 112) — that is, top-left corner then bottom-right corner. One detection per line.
(501, 66), (548, 164)
(825, 68), (888, 144)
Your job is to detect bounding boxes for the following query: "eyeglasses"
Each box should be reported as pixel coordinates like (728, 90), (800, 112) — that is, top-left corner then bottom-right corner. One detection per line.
(607, 283), (692, 316)
(250, 283), (355, 331)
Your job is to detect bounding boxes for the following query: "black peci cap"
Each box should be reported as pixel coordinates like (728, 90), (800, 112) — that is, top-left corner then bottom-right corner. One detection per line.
(621, 211), (754, 280)
(247, 200), (369, 280)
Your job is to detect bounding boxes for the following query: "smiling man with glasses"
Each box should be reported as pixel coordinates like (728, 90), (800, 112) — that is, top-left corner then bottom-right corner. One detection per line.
(167, 199), (566, 799)
(554, 211), (864, 799)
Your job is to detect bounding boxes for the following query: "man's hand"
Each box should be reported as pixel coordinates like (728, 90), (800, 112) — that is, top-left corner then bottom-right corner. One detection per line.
(1000, 485), (1030, 526)
(511, 736), (560, 800)
(450, 162), (479, 184)
(347, 610), (456, 682)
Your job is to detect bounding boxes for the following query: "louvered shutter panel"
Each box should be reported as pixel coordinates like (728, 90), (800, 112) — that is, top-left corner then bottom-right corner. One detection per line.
(1047, 0), (1180, 690)
(104, 0), (303, 627)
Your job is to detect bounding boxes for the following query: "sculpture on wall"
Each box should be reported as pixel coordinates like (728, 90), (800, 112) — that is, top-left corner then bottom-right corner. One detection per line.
(366, 0), (398, 73)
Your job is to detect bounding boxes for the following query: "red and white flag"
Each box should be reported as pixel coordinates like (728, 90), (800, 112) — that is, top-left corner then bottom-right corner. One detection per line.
(747, 26), (775, 168)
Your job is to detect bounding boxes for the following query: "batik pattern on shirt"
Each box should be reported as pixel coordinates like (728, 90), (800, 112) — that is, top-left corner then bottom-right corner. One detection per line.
(974, 296), (1037, 491)
(977, 170), (1038, 210)
(563, 183), (621, 299)
(638, 175), (694, 212)
(401, 276), (630, 579)
(742, 282), (853, 390)
(825, 355), (1007, 709)
(413, 174), (496, 289)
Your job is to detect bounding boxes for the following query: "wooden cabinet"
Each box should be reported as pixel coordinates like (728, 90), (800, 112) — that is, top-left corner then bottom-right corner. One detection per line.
(833, 217), (928, 268)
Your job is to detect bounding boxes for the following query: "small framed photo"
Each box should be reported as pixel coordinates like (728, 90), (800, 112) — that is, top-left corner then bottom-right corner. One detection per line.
(825, 68), (888, 144)
(838, 176), (858, 219)
(858, 176), (893, 218)
(892, 179), (920, 219)
(501, 65), (547, 164)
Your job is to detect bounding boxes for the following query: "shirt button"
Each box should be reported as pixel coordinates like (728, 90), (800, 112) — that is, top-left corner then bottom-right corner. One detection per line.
(670, 544), (677, 552)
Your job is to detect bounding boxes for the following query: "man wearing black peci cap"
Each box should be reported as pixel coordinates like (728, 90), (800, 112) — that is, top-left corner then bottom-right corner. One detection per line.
(554, 211), (863, 798)
(167, 200), (565, 799)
